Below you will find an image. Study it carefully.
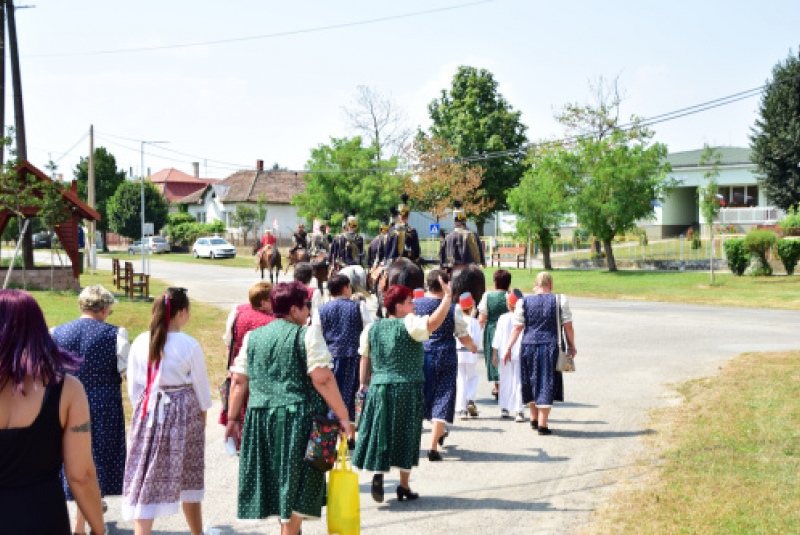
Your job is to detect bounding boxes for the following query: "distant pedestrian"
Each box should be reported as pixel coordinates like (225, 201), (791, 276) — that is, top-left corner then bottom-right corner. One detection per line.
(455, 300), (482, 420)
(122, 287), (214, 535)
(0, 290), (105, 535)
(492, 290), (525, 422)
(504, 272), (577, 435)
(51, 285), (129, 534)
(478, 270), (512, 400)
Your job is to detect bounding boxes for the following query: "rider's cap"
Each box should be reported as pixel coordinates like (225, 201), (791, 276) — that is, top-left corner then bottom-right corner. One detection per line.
(379, 214), (391, 231)
(453, 200), (467, 222)
(347, 210), (358, 228)
(398, 194), (411, 216)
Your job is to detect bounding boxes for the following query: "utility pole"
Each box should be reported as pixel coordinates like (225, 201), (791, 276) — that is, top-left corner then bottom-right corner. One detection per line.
(88, 124), (95, 273)
(1, 4), (5, 168)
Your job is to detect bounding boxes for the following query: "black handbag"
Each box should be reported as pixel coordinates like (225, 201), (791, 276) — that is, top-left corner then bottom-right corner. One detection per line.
(294, 326), (341, 472)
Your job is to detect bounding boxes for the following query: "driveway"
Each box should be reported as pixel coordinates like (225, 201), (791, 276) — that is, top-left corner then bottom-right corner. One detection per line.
(78, 256), (800, 534)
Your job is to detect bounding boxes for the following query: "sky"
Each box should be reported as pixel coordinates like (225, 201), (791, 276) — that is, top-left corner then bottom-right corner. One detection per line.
(7, 0), (800, 181)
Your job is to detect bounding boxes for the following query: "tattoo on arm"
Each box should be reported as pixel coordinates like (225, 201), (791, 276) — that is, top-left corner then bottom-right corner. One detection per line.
(69, 420), (91, 433)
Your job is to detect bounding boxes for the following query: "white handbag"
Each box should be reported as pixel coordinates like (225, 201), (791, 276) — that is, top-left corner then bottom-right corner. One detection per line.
(555, 294), (575, 372)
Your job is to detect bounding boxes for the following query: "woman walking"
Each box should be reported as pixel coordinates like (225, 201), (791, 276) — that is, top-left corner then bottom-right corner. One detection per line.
(122, 287), (214, 535)
(478, 270), (512, 400)
(415, 270), (477, 461)
(504, 272), (576, 435)
(225, 281), (352, 535)
(354, 280), (456, 503)
(0, 290), (105, 535)
(52, 285), (129, 534)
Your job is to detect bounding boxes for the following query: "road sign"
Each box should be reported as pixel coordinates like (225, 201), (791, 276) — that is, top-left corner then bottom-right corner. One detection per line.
(144, 223), (154, 236)
(429, 223), (440, 235)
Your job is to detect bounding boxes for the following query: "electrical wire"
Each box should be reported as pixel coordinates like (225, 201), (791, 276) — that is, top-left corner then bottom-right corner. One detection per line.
(23, 1), (496, 59)
(53, 130), (90, 164)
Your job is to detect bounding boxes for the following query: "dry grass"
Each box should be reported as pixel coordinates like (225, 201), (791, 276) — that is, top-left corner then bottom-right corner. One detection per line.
(32, 270), (229, 419)
(584, 351), (800, 534)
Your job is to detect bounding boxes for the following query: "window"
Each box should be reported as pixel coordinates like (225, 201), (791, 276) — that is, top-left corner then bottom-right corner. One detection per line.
(744, 185), (758, 207)
(196, 212), (207, 223)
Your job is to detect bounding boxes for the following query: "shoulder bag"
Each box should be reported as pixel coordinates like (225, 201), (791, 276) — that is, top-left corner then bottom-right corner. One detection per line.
(555, 294), (575, 373)
(295, 326), (341, 472)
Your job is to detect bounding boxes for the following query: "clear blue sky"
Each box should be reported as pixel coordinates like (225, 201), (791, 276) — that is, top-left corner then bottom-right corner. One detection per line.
(9, 0), (800, 180)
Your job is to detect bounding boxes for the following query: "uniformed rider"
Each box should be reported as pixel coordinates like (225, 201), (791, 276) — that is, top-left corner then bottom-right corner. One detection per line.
(308, 218), (331, 258)
(367, 214), (392, 268)
(289, 223), (308, 256)
(440, 200), (486, 271)
(383, 194), (420, 265)
(328, 211), (364, 269)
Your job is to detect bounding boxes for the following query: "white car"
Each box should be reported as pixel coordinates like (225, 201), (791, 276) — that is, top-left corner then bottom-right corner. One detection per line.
(192, 237), (237, 259)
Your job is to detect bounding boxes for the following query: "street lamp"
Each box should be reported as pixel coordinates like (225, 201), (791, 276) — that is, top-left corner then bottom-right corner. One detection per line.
(140, 140), (168, 276)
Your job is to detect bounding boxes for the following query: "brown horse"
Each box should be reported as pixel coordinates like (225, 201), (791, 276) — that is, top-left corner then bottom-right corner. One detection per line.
(284, 248), (310, 274)
(252, 241), (282, 283)
(310, 254), (329, 290)
(375, 258), (425, 318)
(451, 264), (486, 318)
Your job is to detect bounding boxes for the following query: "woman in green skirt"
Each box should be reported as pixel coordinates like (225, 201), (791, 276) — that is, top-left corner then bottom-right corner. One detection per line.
(225, 281), (352, 535)
(478, 269), (512, 400)
(353, 280), (453, 503)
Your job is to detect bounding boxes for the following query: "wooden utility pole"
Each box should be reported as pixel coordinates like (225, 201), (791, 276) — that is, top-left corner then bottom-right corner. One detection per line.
(6, 0), (33, 268)
(88, 124), (95, 273)
(1, 4), (5, 168)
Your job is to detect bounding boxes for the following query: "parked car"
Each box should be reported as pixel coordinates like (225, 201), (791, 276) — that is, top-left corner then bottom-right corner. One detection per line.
(32, 233), (52, 249)
(192, 237), (237, 259)
(127, 237), (171, 255)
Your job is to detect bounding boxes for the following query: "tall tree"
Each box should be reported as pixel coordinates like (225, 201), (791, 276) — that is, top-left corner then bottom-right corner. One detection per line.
(507, 144), (576, 270)
(342, 85), (413, 162)
(106, 179), (169, 240)
(230, 205), (261, 245)
(292, 136), (405, 233)
(403, 136), (493, 222)
(74, 147), (127, 251)
(751, 48), (800, 211)
(698, 144), (723, 283)
(428, 66), (528, 235)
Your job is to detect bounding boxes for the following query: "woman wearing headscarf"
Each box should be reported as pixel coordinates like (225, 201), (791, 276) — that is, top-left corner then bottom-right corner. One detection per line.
(354, 279), (455, 503)
(1, 290), (105, 535)
(51, 285), (128, 532)
(226, 281), (352, 535)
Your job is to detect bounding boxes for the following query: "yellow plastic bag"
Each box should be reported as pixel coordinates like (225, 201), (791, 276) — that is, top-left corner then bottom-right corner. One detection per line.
(327, 438), (360, 535)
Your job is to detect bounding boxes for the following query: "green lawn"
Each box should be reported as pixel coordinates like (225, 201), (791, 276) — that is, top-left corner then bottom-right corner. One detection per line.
(587, 351), (800, 534)
(486, 268), (800, 310)
(99, 249), (260, 270)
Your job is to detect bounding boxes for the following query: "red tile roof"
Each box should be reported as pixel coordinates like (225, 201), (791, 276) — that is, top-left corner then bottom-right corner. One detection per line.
(149, 167), (215, 184)
(177, 170), (307, 205)
(150, 168), (219, 203)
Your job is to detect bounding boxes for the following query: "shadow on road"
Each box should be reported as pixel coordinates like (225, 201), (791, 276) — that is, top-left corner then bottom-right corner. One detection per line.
(434, 445), (570, 464)
(551, 428), (656, 439)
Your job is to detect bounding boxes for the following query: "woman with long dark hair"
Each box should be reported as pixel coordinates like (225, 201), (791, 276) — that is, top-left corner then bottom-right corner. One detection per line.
(0, 290), (105, 535)
(122, 287), (213, 535)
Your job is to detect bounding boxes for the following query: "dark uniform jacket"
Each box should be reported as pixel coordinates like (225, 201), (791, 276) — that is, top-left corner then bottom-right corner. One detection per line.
(383, 223), (420, 265)
(439, 227), (485, 267)
(292, 230), (308, 249)
(367, 233), (390, 267)
(329, 231), (364, 267)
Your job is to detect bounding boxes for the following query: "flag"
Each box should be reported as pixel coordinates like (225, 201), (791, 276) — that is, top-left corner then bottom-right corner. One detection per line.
(313, 218), (321, 233)
(272, 218), (279, 230)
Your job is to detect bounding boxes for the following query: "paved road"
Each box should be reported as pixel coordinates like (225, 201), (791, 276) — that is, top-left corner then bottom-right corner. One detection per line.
(71, 256), (800, 534)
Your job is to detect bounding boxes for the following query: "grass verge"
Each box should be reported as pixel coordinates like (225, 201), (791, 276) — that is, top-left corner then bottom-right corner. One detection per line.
(487, 268), (800, 310)
(585, 351), (800, 534)
(31, 270), (228, 419)
(99, 250), (258, 269)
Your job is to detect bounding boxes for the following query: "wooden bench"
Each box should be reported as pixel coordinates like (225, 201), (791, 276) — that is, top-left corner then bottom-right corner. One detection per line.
(490, 246), (527, 269)
(111, 258), (122, 289)
(121, 261), (150, 300)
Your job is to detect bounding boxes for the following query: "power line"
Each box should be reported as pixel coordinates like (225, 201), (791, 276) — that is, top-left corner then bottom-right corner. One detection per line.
(53, 130), (90, 163)
(97, 131), (251, 169)
(24, 1), (495, 59)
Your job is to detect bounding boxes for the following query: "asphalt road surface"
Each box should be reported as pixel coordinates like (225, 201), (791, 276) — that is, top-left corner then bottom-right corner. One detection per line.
(72, 256), (800, 534)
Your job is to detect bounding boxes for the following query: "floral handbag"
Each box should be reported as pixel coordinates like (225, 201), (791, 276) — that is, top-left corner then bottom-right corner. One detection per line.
(354, 390), (366, 431)
(295, 327), (340, 472)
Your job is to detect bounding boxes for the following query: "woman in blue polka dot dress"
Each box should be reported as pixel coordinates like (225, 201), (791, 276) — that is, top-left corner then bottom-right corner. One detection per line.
(51, 285), (130, 534)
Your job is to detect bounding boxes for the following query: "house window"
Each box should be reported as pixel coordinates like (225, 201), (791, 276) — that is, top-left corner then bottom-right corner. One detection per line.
(744, 185), (758, 207)
(196, 212), (206, 223)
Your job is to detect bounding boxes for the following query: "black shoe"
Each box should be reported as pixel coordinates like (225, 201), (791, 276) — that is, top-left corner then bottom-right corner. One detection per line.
(396, 485), (420, 501)
(530, 420), (539, 430)
(347, 438), (356, 450)
(491, 389), (499, 400)
(371, 474), (384, 503)
(437, 429), (449, 446)
(538, 426), (552, 435)
(428, 449), (442, 461)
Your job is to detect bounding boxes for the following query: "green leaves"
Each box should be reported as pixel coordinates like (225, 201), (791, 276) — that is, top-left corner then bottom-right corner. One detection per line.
(74, 147), (127, 233)
(107, 180), (169, 240)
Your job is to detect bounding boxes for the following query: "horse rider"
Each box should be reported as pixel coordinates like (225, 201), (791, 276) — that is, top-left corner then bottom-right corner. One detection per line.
(383, 194), (421, 265)
(308, 219), (331, 258)
(439, 200), (486, 274)
(289, 223), (308, 256)
(329, 211), (364, 272)
(368, 214), (392, 269)
(256, 228), (276, 263)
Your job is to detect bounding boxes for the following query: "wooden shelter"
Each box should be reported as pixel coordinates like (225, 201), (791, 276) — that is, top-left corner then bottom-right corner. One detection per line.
(0, 160), (101, 279)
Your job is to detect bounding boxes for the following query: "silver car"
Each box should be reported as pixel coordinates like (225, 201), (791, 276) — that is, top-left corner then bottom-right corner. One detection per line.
(128, 237), (171, 255)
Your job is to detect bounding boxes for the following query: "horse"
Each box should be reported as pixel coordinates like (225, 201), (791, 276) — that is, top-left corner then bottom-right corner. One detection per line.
(451, 264), (486, 318)
(284, 248), (310, 274)
(252, 240), (282, 284)
(375, 258), (425, 318)
(310, 254), (329, 292)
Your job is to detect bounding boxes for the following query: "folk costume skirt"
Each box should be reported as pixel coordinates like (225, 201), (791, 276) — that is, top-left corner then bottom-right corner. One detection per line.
(423, 349), (458, 424)
(520, 344), (564, 408)
(483, 321), (500, 382)
(238, 403), (325, 522)
(122, 386), (205, 520)
(353, 383), (424, 473)
(329, 356), (360, 423)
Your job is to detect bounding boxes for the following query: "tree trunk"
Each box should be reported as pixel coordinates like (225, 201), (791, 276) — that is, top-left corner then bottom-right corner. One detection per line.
(102, 229), (109, 252)
(476, 221), (485, 239)
(542, 243), (552, 270)
(603, 238), (617, 272)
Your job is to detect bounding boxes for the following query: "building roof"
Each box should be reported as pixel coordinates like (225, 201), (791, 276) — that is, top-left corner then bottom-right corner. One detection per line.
(176, 170), (307, 205)
(149, 167), (214, 184)
(149, 168), (219, 203)
(665, 147), (753, 168)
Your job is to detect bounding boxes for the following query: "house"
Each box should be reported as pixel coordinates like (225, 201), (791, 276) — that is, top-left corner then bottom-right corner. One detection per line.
(149, 164), (218, 213)
(649, 146), (780, 238)
(175, 160), (307, 241)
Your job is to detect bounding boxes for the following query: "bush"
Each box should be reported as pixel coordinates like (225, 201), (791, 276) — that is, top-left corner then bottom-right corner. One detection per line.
(779, 207), (800, 234)
(723, 238), (749, 276)
(691, 231), (701, 250)
(744, 230), (778, 276)
(776, 239), (800, 275)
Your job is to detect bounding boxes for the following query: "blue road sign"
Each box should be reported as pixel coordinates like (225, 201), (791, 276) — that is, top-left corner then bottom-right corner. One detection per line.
(429, 223), (440, 235)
